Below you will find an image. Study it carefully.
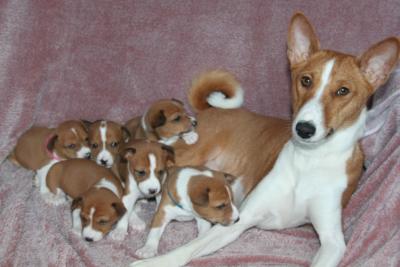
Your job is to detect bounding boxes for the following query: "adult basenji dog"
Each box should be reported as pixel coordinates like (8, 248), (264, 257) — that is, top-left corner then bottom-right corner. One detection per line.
(45, 158), (126, 241)
(9, 120), (91, 193)
(84, 120), (130, 176)
(125, 99), (198, 146)
(110, 139), (175, 240)
(136, 166), (239, 258)
(130, 13), (400, 267)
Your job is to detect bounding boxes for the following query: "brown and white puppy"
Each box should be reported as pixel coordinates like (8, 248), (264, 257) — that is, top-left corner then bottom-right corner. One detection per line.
(9, 120), (91, 194)
(110, 139), (175, 240)
(45, 158), (126, 242)
(125, 99), (198, 146)
(136, 166), (239, 258)
(85, 120), (130, 171)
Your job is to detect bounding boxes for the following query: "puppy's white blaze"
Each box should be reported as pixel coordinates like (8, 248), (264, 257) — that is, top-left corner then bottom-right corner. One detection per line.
(176, 168), (213, 211)
(225, 185), (239, 223)
(77, 146), (91, 158)
(138, 154), (161, 196)
(82, 207), (104, 241)
(71, 128), (78, 136)
(95, 178), (120, 197)
(294, 59), (335, 142)
(207, 87), (244, 109)
(141, 110), (149, 132)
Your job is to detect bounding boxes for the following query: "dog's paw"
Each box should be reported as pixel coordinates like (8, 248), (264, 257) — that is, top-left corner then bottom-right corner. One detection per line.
(135, 245), (157, 259)
(42, 192), (66, 206)
(182, 131), (198, 145)
(129, 217), (146, 231)
(33, 175), (40, 187)
(109, 228), (127, 241)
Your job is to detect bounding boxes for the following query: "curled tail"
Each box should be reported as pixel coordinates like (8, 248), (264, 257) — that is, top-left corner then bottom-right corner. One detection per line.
(188, 70), (244, 112)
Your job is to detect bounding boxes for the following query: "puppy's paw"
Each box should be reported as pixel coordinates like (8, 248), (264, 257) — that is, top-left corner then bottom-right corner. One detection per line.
(135, 245), (157, 259)
(182, 131), (198, 145)
(129, 217), (146, 231)
(33, 175), (40, 187)
(109, 228), (127, 241)
(42, 192), (66, 206)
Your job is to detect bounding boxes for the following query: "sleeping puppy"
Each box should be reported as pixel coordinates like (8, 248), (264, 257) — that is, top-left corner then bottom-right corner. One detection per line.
(44, 158), (126, 242)
(124, 99), (198, 146)
(136, 166), (240, 258)
(84, 120), (130, 176)
(9, 120), (91, 194)
(110, 139), (175, 240)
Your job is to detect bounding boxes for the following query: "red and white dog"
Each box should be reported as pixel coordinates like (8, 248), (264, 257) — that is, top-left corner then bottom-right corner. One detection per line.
(131, 13), (400, 267)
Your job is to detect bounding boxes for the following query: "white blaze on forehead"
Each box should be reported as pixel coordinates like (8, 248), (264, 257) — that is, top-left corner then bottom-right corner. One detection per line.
(137, 153), (161, 196)
(294, 59), (335, 141)
(82, 207), (104, 241)
(71, 128), (78, 136)
(100, 121), (107, 148)
(97, 121), (113, 167)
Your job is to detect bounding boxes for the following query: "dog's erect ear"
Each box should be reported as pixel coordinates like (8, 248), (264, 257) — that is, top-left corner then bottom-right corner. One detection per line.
(191, 185), (210, 206)
(121, 126), (131, 142)
(80, 120), (92, 131)
(358, 37), (400, 91)
(223, 173), (236, 185)
(150, 110), (166, 129)
(46, 134), (58, 152)
(161, 144), (175, 166)
(71, 197), (83, 211)
(121, 147), (136, 161)
(112, 202), (127, 217)
(287, 12), (320, 66)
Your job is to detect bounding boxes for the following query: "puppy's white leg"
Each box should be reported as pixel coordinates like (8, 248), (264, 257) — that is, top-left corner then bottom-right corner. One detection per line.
(110, 193), (139, 240)
(71, 208), (82, 236)
(309, 198), (346, 267)
(130, 209), (256, 267)
(195, 217), (211, 237)
(129, 210), (146, 231)
(38, 160), (57, 194)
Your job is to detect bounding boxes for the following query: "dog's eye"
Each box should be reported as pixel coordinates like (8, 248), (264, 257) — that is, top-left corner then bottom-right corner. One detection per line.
(67, 144), (76, 149)
(215, 203), (226, 210)
(98, 220), (109, 226)
(85, 137), (89, 144)
(173, 116), (181, 122)
(300, 75), (312, 88)
(336, 87), (350, 96)
(135, 170), (146, 177)
(110, 142), (119, 148)
(91, 143), (98, 149)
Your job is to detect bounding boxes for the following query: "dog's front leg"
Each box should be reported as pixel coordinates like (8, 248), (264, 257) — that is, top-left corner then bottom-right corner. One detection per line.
(309, 197), (346, 267)
(110, 192), (139, 240)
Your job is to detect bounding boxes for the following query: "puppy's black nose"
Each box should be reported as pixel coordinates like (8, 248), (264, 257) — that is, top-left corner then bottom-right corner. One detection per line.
(100, 159), (108, 165)
(191, 120), (198, 127)
(234, 217), (240, 223)
(295, 121), (316, 139)
(85, 237), (93, 242)
(148, 189), (157, 195)
(85, 152), (91, 159)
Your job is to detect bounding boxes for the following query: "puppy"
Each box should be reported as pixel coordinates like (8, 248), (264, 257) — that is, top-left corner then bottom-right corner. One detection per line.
(45, 158), (126, 241)
(9, 120), (91, 193)
(136, 166), (240, 258)
(125, 99), (198, 146)
(110, 139), (175, 240)
(85, 120), (130, 175)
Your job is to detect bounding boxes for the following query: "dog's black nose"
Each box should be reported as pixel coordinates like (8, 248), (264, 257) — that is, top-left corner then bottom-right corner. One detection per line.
(100, 159), (108, 165)
(148, 189), (157, 195)
(295, 121), (316, 139)
(85, 237), (93, 242)
(191, 120), (198, 127)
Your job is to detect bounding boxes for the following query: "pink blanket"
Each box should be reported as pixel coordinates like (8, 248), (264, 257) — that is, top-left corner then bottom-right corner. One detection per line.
(0, 1), (399, 266)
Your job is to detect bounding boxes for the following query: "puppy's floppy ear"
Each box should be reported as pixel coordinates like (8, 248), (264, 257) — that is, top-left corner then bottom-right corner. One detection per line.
(80, 120), (92, 131)
(287, 12), (320, 66)
(161, 144), (175, 166)
(223, 173), (236, 185)
(190, 185), (210, 206)
(121, 126), (131, 142)
(121, 147), (136, 162)
(46, 134), (58, 152)
(150, 110), (166, 129)
(112, 202), (127, 217)
(71, 196), (83, 211)
(358, 37), (400, 91)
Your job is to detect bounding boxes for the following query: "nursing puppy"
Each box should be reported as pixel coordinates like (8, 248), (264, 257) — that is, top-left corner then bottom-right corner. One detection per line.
(125, 99), (198, 146)
(45, 159), (126, 241)
(136, 166), (239, 258)
(85, 120), (130, 176)
(131, 13), (400, 267)
(110, 139), (175, 240)
(9, 120), (91, 193)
